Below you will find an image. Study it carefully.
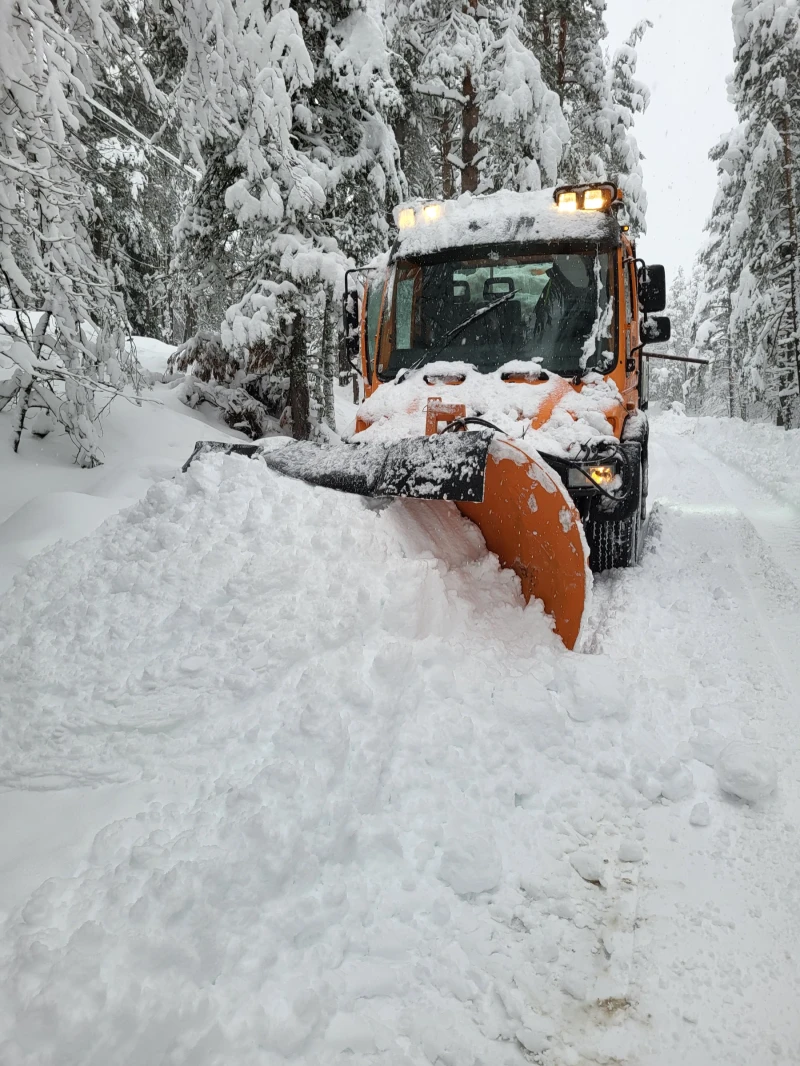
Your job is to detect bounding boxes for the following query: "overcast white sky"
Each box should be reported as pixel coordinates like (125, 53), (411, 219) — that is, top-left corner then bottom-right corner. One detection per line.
(604, 0), (737, 282)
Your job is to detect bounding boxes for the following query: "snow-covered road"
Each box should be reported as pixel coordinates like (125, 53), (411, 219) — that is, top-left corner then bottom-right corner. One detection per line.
(0, 411), (798, 1065)
(593, 420), (800, 1065)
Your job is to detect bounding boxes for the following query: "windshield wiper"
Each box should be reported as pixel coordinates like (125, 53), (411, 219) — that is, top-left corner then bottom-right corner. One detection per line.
(430, 290), (516, 360)
(395, 291), (516, 382)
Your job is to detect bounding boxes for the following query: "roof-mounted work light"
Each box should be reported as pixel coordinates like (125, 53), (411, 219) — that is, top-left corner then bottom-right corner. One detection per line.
(394, 201), (446, 230)
(554, 183), (618, 213)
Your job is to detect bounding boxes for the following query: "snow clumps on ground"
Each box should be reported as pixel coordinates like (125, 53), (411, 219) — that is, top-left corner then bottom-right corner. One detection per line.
(715, 740), (778, 802)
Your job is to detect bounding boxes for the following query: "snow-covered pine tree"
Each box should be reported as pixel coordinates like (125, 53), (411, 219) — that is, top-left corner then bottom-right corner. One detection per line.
(688, 127), (747, 417)
(529, 0), (608, 174)
(0, 0), (148, 464)
(478, 1), (569, 192)
(167, 0), (403, 437)
(647, 266), (698, 407)
(726, 0), (800, 426)
(83, 3), (191, 342)
(527, 2), (650, 232)
(389, 0), (569, 198)
(605, 20), (650, 234)
(384, 1), (447, 198)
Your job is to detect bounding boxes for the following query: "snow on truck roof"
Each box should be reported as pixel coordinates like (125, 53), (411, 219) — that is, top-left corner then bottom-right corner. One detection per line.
(392, 188), (621, 259)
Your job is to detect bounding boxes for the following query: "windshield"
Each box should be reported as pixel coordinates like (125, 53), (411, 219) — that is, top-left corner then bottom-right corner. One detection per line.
(378, 249), (614, 380)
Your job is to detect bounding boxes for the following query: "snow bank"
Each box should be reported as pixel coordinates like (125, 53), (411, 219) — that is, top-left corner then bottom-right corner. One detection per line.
(662, 411), (800, 511)
(0, 451), (667, 1065)
(0, 369), (241, 593)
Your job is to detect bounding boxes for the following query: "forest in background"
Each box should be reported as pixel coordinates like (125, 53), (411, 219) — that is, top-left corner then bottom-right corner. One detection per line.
(1, 0), (799, 469)
(656, 1), (800, 429)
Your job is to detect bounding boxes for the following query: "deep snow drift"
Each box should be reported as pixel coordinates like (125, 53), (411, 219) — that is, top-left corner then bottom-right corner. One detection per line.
(0, 450), (651, 1065)
(0, 390), (799, 1065)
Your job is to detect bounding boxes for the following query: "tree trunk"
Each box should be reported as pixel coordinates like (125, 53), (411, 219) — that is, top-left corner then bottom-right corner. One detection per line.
(182, 293), (197, 344)
(724, 294), (738, 418)
(288, 309), (311, 440)
(441, 114), (455, 198)
(461, 0), (480, 194)
(556, 15), (568, 100)
(781, 108), (800, 427)
(322, 288), (337, 431)
(12, 381), (33, 453)
(461, 70), (480, 193)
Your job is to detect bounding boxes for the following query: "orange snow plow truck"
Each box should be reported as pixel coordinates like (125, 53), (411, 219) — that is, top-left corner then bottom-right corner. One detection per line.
(186, 183), (675, 649)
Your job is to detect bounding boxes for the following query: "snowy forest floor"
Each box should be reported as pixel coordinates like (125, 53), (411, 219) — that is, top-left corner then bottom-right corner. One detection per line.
(0, 353), (798, 1066)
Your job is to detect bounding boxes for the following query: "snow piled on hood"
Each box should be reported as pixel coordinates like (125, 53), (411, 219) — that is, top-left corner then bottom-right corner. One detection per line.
(394, 189), (619, 259)
(357, 362), (623, 458)
(0, 451), (669, 1065)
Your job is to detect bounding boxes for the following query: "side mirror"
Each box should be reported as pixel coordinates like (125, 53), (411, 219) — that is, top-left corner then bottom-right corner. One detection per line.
(639, 264), (667, 313)
(642, 315), (671, 344)
(341, 287), (360, 366)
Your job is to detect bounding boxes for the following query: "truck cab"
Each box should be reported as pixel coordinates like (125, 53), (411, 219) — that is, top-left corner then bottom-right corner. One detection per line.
(346, 183), (670, 571)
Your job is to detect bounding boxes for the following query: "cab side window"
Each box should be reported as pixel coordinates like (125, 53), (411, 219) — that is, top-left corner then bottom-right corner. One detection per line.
(365, 276), (384, 377)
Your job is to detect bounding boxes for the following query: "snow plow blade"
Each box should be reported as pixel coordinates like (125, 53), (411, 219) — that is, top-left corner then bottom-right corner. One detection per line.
(457, 439), (588, 649)
(182, 433), (492, 501)
(183, 435), (588, 649)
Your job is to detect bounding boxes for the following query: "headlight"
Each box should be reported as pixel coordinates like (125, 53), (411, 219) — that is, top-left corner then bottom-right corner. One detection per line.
(397, 208), (416, 229)
(587, 464), (615, 486)
(567, 464), (616, 488)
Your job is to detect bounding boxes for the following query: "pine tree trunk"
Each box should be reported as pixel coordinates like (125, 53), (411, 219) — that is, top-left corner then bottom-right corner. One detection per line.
(461, 71), (479, 193)
(12, 382), (33, 453)
(781, 108), (800, 428)
(725, 294), (738, 418)
(288, 309), (311, 440)
(182, 294), (197, 344)
(461, 0), (480, 194)
(322, 288), (337, 430)
(441, 114), (455, 198)
(556, 16), (568, 98)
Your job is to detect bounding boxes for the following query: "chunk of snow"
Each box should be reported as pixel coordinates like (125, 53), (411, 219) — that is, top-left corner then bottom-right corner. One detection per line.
(689, 729), (727, 767)
(618, 839), (643, 863)
(569, 849), (605, 886)
(715, 741), (777, 802)
(689, 802), (711, 827)
(553, 655), (627, 723)
(516, 1027), (550, 1054)
(438, 830), (502, 896)
(658, 758), (694, 802)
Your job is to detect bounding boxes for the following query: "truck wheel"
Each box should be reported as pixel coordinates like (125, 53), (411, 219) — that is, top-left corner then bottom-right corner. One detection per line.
(585, 464), (642, 572)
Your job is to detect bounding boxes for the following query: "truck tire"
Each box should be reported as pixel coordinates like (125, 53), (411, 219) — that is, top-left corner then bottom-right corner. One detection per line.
(584, 461), (642, 572)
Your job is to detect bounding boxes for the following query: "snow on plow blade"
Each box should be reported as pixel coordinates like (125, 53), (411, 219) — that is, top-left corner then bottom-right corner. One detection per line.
(182, 433), (491, 501)
(458, 439), (589, 650)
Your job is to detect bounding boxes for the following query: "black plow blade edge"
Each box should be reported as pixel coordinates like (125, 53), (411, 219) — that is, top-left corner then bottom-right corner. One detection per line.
(183, 432), (492, 503)
(182, 441), (260, 472)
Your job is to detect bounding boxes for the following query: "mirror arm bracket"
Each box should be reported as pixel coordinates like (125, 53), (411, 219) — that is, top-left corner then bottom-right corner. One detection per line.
(641, 351), (711, 365)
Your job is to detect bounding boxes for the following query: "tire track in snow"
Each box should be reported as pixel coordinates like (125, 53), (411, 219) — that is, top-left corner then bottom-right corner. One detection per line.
(615, 423), (800, 1066)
